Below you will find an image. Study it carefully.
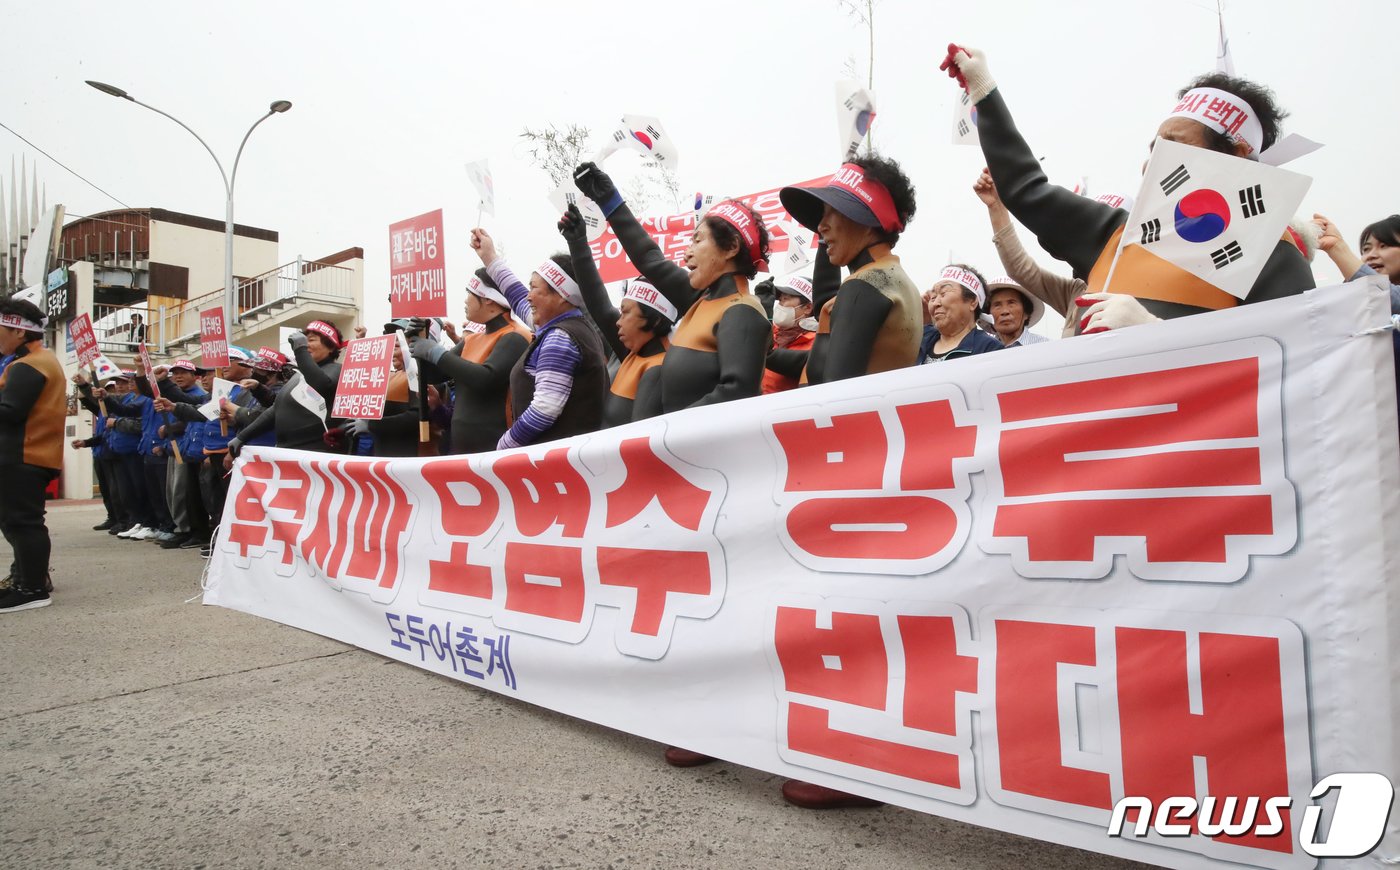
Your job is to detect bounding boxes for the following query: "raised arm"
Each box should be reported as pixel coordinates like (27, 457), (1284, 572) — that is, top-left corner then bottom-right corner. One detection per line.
(471, 228), (533, 325)
(413, 333), (528, 393)
(810, 243), (840, 314)
(287, 332), (338, 399)
(560, 204), (626, 360)
(573, 162), (694, 311)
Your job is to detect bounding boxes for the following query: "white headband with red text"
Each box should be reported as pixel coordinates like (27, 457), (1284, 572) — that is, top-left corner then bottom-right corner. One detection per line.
(535, 260), (583, 308)
(1167, 87), (1265, 158)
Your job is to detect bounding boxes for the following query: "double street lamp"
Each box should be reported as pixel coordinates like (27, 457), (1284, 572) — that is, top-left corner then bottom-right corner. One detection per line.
(86, 80), (291, 326)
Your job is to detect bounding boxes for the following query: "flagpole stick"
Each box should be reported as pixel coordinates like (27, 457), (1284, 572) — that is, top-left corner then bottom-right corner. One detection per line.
(476, 201), (483, 228)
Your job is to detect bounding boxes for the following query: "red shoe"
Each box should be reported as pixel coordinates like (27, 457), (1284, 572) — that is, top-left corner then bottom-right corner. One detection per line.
(664, 746), (718, 767)
(781, 779), (884, 809)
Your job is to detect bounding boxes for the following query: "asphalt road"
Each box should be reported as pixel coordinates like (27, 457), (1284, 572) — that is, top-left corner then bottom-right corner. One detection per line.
(1, 502), (1152, 870)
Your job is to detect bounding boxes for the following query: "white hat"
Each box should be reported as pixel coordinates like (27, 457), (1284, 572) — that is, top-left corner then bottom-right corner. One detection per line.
(984, 276), (1045, 328)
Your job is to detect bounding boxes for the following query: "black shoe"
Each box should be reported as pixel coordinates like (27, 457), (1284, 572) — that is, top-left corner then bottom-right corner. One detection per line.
(0, 587), (51, 612)
(179, 536), (207, 550)
(93, 519), (117, 531)
(108, 523), (130, 536)
(159, 533), (190, 550)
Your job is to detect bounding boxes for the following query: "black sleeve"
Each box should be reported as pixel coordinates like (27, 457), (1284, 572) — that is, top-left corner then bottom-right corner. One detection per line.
(170, 402), (206, 423)
(165, 420), (187, 437)
(1247, 240), (1316, 303)
(235, 401), (275, 444)
(632, 366), (665, 421)
(135, 376), (155, 398)
(606, 203), (695, 313)
(248, 383), (275, 406)
(766, 347), (809, 378)
(158, 379), (203, 405)
(434, 333), (529, 392)
(0, 364), (46, 425)
(567, 233), (626, 360)
(822, 281), (895, 382)
(369, 395), (421, 438)
(104, 398), (142, 418)
(76, 383), (103, 416)
(688, 305), (771, 408)
(810, 244), (841, 314)
(294, 347), (338, 399)
(977, 88), (1125, 278)
(233, 404), (264, 430)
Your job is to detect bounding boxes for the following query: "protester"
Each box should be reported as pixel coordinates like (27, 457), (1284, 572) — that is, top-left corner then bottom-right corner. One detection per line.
(983, 277), (1050, 347)
(779, 155), (923, 383)
(974, 169), (1085, 339)
(762, 275), (818, 394)
(125, 312), (146, 351)
(126, 357), (176, 541)
(573, 162), (771, 411)
(558, 203), (674, 425)
(921, 265), (1003, 362)
(469, 228), (608, 449)
(1312, 214), (1400, 314)
(0, 297), (65, 610)
(410, 271), (531, 453)
(228, 322), (343, 457)
(149, 360), (210, 548)
(71, 372), (127, 532)
(940, 46), (1315, 332)
(346, 322), (421, 457)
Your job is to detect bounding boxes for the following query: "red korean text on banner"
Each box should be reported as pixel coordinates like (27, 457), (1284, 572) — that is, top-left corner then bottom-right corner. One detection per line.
(588, 177), (829, 283)
(389, 209), (447, 317)
(138, 341), (159, 396)
(332, 334), (396, 420)
(69, 313), (100, 366)
(199, 307), (230, 368)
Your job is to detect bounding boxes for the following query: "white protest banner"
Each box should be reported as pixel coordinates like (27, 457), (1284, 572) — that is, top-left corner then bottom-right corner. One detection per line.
(331, 334), (395, 420)
(199, 377), (237, 422)
(464, 160), (495, 217)
(952, 89), (980, 146)
(1113, 138), (1311, 300)
(596, 114), (679, 167)
(389, 209), (448, 318)
(69, 312), (100, 367)
(199, 306), (231, 369)
(547, 180), (608, 242)
(208, 283), (1400, 870)
(835, 80), (877, 159)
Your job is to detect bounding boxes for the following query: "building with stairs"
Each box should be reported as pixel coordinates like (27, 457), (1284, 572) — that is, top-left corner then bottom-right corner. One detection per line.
(53, 206), (365, 499)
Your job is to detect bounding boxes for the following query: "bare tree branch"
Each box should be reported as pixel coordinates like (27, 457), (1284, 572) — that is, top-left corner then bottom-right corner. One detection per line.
(518, 123), (593, 187)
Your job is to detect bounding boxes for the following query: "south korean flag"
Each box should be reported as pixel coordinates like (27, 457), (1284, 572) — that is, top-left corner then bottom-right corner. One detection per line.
(951, 90), (980, 147)
(1114, 138), (1311, 299)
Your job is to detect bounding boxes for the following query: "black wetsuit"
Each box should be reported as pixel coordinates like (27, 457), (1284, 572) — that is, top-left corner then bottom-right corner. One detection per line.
(975, 87), (1314, 321)
(235, 346), (341, 451)
(607, 204), (770, 411)
(436, 316), (530, 453)
(363, 369), (420, 457)
(565, 231), (667, 428)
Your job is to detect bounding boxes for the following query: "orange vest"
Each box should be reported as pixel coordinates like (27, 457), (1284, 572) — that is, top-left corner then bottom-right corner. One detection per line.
(1088, 225), (1245, 310)
(610, 343), (668, 400)
(0, 342), (66, 469)
(386, 369), (410, 403)
(461, 321), (532, 363)
(670, 276), (765, 353)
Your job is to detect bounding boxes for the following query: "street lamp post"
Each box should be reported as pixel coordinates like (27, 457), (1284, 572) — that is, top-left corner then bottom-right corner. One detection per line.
(86, 80), (291, 326)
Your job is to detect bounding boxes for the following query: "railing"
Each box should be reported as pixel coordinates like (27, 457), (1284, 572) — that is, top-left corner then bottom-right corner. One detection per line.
(91, 257), (357, 355)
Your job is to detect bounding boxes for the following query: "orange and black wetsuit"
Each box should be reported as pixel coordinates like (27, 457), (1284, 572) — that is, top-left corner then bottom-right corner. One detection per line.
(800, 243), (922, 385)
(975, 87), (1314, 321)
(607, 204), (770, 411)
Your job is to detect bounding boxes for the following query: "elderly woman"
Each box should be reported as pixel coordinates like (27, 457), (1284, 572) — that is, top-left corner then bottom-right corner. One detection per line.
(557, 204), (674, 427)
(919, 265), (1003, 362)
(573, 162), (771, 412)
(411, 270), (532, 452)
(469, 229), (608, 449)
(228, 320), (344, 456)
(779, 153), (923, 383)
(939, 45), (1314, 332)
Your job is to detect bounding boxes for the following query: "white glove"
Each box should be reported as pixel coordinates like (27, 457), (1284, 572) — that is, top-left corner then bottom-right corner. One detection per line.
(940, 43), (996, 104)
(1075, 293), (1162, 333)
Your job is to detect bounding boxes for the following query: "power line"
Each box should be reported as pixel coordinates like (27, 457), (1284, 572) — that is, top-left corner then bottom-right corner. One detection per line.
(0, 120), (130, 209)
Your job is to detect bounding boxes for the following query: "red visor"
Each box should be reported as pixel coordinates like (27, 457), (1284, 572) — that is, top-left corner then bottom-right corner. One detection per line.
(829, 163), (903, 233)
(706, 201), (767, 271)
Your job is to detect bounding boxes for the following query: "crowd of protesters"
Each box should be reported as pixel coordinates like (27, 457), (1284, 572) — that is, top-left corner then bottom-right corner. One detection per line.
(4, 43), (1398, 815)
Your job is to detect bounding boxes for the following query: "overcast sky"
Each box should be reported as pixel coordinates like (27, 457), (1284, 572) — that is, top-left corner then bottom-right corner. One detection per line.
(5, 0), (1396, 337)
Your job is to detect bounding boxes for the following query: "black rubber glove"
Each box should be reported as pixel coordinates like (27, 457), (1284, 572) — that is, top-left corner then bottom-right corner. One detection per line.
(558, 203), (588, 242)
(287, 331), (309, 352)
(573, 162), (622, 215)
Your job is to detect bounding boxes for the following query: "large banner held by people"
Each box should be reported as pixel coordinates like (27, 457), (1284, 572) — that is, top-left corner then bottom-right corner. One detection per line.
(589, 178), (829, 284)
(207, 284), (1400, 870)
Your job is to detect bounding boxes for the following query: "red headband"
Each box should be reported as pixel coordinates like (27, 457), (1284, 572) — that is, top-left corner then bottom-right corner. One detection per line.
(706, 201), (767, 271)
(830, 162), (904, 233)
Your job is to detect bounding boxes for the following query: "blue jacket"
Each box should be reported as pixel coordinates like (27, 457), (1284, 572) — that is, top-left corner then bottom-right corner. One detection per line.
(920, 324), (1004, 363)
(106, 393), (144, 455)
(175, 384), (209, 462)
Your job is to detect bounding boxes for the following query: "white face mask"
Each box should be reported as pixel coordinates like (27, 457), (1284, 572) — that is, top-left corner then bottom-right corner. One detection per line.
(772, 304), (797, 327)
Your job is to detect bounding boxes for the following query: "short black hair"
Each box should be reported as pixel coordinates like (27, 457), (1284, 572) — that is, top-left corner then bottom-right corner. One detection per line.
(474, 267), (498, 291)
(948, 263), (989, 305)
(1360, 215), (1400, 250)
(1177, 73), (1288, 153)
(549, 252), (577, 282)
(0, 297), (46, 341)
(703, 200), (771, 279)
(847, 152), (917, 245)
(637, 303), (673, 339)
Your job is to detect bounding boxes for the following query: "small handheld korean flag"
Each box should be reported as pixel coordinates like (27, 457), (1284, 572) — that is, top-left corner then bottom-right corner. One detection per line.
(1110, 137), (1311, 300)
(198, 378), (237, 421)
(285, 373), (329, 430)
(777, 221), (815, 275)
(835, 81), (877, 160)
(548, 179), (608, 241)
(91, 353), (121, 382)
(596, 115), (679, 167)
(951, 90), (980, 147)
(465, 160), (495, 218)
